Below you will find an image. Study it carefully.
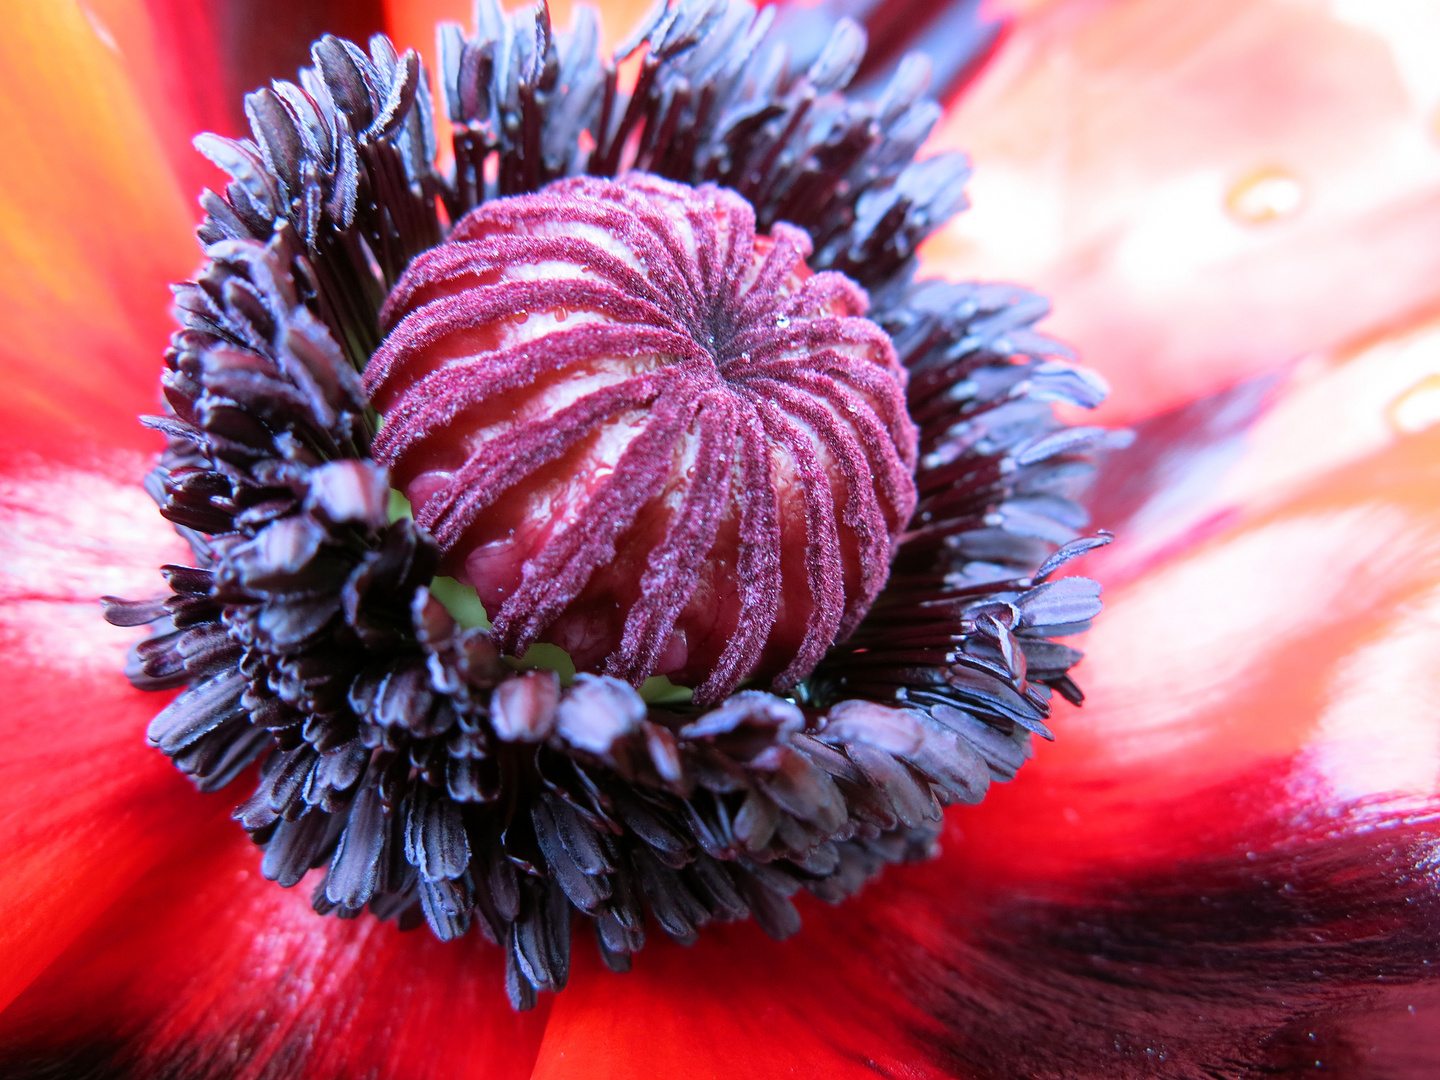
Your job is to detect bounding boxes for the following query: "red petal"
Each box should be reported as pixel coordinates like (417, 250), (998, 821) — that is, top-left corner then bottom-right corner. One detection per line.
(0, 821), (549, 1079)
(0, 449), (225, 1012)
(201, 0), (387, 130)
(924, 0), (1440, 425)
(885, 773), (1440, 1078)
(535, 917), (941, 1080)
(0, 2), (198, 461)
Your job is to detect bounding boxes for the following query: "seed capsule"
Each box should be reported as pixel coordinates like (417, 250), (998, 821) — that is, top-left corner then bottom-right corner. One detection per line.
(367, 173), (918, 702)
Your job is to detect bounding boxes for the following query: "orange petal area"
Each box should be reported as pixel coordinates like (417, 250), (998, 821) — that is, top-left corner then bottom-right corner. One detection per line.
(0, 453), (209, 1013)
(0, 1), (198, 460)
(923, 0), (1440, 426)
(80, 0), (232, 189)
(382, 0), (465, 171)
(385, 0), (656, 68)
(0, 820), (550, 1079)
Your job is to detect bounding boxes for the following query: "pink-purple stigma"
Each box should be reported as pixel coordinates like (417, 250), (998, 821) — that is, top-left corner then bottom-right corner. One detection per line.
(366, 173), (918, 703)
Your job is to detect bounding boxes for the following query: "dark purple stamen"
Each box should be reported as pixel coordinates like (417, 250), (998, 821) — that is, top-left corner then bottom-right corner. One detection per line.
(367, 173), (918, 702)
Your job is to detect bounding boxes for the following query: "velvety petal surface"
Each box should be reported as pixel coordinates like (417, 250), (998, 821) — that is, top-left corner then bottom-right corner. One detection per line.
(0, 0), (232, 1012)
(0, 450), (218, 1013)
(0, 819), (549, 1080)
(923, 0), (1440, 426)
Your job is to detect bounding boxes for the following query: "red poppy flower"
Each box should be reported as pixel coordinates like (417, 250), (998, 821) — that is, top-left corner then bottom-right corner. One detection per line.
(3, 0), (1440, 1076)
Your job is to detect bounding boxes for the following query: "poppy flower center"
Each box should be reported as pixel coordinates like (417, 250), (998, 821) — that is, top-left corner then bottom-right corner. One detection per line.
(106, 11), (1111, 1010)
(366, 173), (918, 703)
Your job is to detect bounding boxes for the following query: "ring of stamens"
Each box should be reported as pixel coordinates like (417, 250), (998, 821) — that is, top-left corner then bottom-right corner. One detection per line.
(103, 3), (1111, 1012)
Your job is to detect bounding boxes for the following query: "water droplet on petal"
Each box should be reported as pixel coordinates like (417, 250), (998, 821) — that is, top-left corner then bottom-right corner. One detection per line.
(1388, 373), (1440, 434)
(774, 314), (791, 329)
(1225, 167), (1306, 225)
